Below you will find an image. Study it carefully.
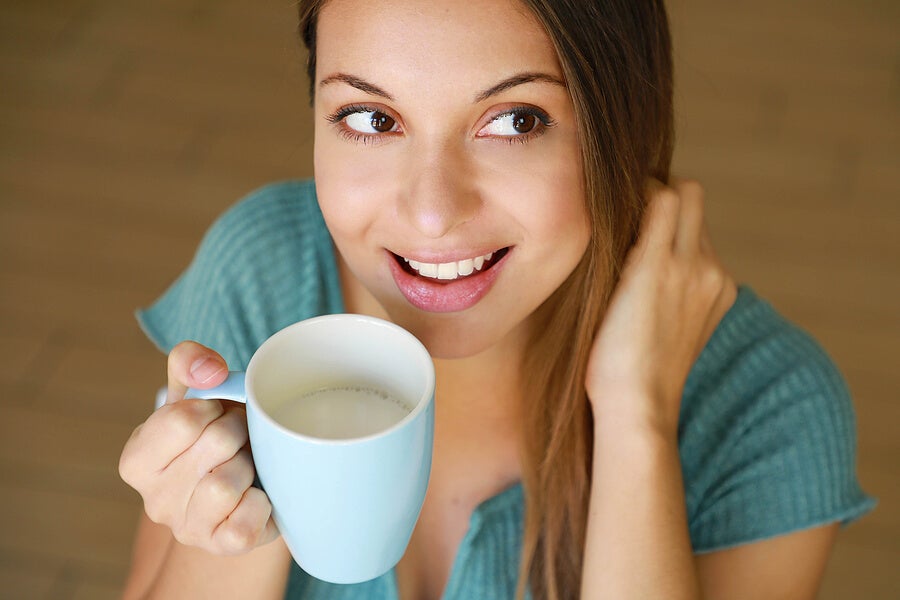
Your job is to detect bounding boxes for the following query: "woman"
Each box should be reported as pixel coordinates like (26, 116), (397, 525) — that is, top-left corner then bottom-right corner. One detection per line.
(119, 0), (874, 598)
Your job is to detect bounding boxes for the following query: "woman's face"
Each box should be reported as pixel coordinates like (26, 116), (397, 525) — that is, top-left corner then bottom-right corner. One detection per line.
(313, 0), (590, 359)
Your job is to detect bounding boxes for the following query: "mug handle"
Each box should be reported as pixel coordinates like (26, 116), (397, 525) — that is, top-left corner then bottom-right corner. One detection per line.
(185, 371), (248, 403)
(153, 372), (248, 410)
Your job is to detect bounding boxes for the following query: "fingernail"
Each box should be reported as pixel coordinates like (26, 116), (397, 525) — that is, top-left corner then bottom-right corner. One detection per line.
(190, 357), (224, 384)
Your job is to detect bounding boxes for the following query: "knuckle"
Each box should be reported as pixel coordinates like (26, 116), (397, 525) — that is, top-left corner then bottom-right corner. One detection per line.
(167, 401), (219, 440)
(118, 428), (154, 488)
(173, 505), (215, 549)
(218, 521), (257, 555)
(118, 447), (139, 486)
(686, 189), (705, 214)
(200, 471), (244, 509)
(196, 419), (242, 460)
(166, 343), (192, 379)
(143, 497), (171, 526)
(678, 177), (704, 196)
(171, 526), (200, 548)
(655, 187), (679, 206)
(700, 263), (726, 294)
(169, 340), (201, 364)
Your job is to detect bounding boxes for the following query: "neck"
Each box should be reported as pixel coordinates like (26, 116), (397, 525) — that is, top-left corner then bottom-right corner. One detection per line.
(432, 322), (526, 426)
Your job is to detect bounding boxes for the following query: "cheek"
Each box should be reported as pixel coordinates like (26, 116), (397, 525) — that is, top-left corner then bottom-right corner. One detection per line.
(480, 137), (588, 250)
(531, 138), (587, 247)
(313, 133), (397, 239)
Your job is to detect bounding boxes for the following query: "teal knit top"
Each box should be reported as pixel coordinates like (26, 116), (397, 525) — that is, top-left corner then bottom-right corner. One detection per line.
(138, 180), (875, 599)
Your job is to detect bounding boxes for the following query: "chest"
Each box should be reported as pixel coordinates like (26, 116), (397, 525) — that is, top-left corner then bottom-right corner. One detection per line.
(393, 486), (484, 600)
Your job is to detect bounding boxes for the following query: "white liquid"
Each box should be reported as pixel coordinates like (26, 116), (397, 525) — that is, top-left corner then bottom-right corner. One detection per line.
(271, 385), (412, 440)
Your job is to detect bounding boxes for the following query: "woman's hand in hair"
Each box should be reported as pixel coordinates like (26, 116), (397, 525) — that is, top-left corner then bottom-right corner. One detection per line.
(584, 177), (738, 439)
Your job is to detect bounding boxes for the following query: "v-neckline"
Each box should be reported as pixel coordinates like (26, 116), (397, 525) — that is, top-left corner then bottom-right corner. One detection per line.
(387, 482), (524, 600)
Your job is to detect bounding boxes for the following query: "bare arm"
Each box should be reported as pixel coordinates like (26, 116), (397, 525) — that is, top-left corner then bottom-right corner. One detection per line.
(122, 511), (292, 600)
(121, 513), (173, 599)
(695, 524), (839, 600)
(581, 413), (839, 599)
(581, 419), (698, 598)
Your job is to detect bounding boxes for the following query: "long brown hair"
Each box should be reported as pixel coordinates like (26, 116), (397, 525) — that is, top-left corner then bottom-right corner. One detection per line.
(298, 1), (674, 598)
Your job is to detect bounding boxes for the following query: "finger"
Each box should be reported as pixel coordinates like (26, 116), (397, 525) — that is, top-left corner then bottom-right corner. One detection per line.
(698, 273), (738, 357)
(635, 179), (681, 258)
(166, 341), (228, 404)
(671, 178), (706, 254)
(144, 402), (246, 527)
(182, 446), (256, 546)
(122, 398), (226, 480)
(168, 401), (249, 478)
(212, 487), (277, 555)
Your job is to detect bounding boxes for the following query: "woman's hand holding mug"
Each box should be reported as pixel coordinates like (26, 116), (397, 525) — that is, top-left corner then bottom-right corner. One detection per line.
(119, 341), (279, 555)
(121, 315), (435, 585)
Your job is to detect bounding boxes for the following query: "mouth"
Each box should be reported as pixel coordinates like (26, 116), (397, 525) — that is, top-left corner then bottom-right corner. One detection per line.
(394, 248), (509, 282)
(388, 247), (511, 312)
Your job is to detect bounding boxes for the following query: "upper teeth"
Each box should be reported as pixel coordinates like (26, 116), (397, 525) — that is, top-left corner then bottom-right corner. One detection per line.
(405, 252), (494, 280)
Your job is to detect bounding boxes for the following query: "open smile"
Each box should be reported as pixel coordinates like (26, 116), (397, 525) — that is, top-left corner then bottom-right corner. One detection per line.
(396, 248), (509, 281)
(388, 247), (511, 312)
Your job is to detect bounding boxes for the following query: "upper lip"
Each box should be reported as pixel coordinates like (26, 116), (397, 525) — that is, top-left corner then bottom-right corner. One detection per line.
(390, 248), (506, 263)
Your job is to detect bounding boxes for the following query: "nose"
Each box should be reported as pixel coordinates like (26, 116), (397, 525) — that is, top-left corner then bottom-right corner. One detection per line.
(399, 144), (480, 239)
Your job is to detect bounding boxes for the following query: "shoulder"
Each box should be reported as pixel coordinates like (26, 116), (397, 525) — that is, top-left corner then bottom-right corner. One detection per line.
(137, 179), (343, 366)
(681, 285), (850, 436)
(193, 179), (334, 296)
(182, 179), (335, 314)
(680, 286), (875, 551)
(200, 179), (324, 260)
(214, 179), (318, 227)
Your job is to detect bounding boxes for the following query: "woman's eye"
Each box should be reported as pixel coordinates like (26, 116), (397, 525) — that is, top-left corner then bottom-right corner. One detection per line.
(344, 110), (398, 134)
(480, 110), (545, 137)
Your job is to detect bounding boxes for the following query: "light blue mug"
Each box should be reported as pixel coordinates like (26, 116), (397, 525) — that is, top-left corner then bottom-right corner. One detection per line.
(185, 314), (435, 584)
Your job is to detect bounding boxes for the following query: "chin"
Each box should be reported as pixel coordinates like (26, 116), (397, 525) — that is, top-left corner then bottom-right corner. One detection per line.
(419, 331), (498, 361)
(383, 303), (519, 361)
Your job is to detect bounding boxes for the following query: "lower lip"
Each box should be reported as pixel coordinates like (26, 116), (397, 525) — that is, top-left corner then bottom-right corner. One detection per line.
(388, 251), (508, 313)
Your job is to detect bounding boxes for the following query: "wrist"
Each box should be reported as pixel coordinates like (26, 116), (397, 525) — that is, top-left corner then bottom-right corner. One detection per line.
(591, 403), (684, 492)
(589, 387), (679, 445)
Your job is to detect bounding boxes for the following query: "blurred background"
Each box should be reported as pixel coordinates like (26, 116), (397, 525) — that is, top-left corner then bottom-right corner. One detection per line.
(0, 0), (896, 597)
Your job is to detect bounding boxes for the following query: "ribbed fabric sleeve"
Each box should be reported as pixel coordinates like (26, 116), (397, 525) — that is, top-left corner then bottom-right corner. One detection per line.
(679, 287), (876, 552)
(136, 180), (344, 368)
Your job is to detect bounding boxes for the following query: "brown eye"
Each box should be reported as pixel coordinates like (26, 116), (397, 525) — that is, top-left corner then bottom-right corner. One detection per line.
(476, 107), (553, 140)
(371, 112), (396, 133)
(512, 112), (537, 134)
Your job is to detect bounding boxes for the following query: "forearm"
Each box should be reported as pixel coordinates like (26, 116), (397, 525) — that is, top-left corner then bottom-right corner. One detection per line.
(581, 407), (699, 599)
(121, 513), (175, 600)
(123, 512), (291, 600)
(152, 540), (291, 600)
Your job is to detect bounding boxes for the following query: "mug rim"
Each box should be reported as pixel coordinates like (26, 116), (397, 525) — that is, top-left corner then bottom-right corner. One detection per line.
(244, 313), (435, 446)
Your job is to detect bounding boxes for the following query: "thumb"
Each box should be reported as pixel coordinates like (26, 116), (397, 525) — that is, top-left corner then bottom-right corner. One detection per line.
(166, 340), (229, 404)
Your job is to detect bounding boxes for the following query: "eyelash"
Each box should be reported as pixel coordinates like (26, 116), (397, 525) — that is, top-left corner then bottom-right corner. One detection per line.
(325, 104), (393, 145)
(324, 104), (556, 146)
(490, 106), (556, 145)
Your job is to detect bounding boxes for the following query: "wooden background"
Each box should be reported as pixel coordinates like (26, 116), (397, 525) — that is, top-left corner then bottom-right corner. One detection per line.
(0, 0), (896, 597)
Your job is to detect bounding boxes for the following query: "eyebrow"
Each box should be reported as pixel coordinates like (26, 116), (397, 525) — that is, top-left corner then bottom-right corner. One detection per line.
(473, 72), (566, 103)
(317, 71), (565, 103)
(319, 73), (395, 101)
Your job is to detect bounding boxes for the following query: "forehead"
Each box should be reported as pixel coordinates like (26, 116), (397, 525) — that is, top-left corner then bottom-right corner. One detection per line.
(315, 0), (562, 89)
